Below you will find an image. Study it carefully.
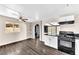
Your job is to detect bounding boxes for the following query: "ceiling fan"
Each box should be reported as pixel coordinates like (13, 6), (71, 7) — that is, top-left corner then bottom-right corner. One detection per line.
(19, 16), (28, 22)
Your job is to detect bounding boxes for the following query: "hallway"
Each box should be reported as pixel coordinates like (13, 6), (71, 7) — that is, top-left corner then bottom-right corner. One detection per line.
(0, 38), (68, 55)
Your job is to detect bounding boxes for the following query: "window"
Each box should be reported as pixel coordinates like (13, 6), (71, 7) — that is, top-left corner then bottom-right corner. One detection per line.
(5, 22), (20, 33)
(48, 26), (57, 35)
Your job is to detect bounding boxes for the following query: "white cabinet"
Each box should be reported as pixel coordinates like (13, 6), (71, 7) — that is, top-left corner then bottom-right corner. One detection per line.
(44, 36), (50, 46)
(44, 35), (58, 49)
(50, 37), (58, 49)
(59, 15), (74, 22)
(75, 39), (79, 55)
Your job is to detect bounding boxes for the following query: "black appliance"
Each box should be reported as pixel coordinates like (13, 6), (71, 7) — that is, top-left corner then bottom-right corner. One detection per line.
(58, 31), (75, 55)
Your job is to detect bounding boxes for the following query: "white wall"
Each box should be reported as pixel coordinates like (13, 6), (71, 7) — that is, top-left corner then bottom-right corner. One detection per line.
(31, 21), (42, 41)
(60, 24), (74, 32)
(59, 16), (79, 34)
(26, 22), (33, 38)
(17, 22), (27, 40)
(0, 15), (27, 46)
(74, 16), (79, 33)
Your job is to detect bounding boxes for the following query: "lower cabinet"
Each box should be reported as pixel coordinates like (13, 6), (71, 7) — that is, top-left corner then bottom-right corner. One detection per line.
(50, 37), (58, 49)
(44, 36), (58, 49)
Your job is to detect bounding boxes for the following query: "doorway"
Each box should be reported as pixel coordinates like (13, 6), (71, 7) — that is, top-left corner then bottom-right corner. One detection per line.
(35, 24), (40, 39)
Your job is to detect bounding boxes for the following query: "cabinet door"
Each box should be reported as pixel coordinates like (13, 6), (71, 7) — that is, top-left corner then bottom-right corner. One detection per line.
(44, 36), (50, 45)
(75, 39), (79, 55)
(50, 37), (58, 49)
(44, 36), (58, 49)
(65, 15), (74, 21)
(59, 15), (74, 22)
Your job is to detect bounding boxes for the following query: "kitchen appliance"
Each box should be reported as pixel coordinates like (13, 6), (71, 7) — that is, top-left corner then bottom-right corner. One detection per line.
(58, 31), (75, 55)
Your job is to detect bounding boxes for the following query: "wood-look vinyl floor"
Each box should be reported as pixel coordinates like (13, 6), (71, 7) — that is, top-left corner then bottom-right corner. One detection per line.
(0, 38), (68, 55)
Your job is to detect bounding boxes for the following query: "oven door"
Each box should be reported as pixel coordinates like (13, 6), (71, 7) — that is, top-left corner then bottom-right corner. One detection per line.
(58, 40), (75, 55)
(60, 40), (72, 48)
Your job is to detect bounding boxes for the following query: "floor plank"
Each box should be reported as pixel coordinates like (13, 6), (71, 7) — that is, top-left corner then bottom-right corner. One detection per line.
(0, 38), (68, 55)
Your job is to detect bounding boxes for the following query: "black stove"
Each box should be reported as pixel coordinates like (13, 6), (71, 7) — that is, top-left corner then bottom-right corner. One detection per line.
(58, 31), (75, 55)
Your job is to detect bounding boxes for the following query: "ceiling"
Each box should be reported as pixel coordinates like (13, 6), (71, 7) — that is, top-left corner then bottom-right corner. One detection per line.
(1, 4), (79, 22)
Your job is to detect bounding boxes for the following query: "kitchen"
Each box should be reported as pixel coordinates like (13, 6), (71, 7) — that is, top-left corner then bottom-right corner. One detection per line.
(0, 0), (78, 59)
(40, 15), (79, 55)
(0, 4), (79, 55)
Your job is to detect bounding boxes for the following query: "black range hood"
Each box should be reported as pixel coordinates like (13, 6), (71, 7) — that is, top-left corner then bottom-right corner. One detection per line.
(59, 20), (74, 25)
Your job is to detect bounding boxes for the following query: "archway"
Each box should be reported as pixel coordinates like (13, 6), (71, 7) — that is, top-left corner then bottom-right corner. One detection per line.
(35, 24), (40, 39)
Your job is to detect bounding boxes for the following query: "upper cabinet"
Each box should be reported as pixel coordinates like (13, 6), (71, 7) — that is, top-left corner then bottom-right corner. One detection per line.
(59, 15), (75, 25)
(59, 15), (74, 22)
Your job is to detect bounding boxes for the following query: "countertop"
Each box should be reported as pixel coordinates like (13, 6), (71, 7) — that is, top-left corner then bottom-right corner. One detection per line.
(44, 34), (58, 37)
(44, 33), (79, 39)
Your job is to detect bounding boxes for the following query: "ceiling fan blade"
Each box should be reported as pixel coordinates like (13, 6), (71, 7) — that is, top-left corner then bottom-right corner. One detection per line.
(22, 19), (28, 20)
(19, 16), (28, 22)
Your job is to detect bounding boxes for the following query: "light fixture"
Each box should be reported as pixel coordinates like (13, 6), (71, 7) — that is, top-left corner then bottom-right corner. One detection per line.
(50, 22), (59, 25)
